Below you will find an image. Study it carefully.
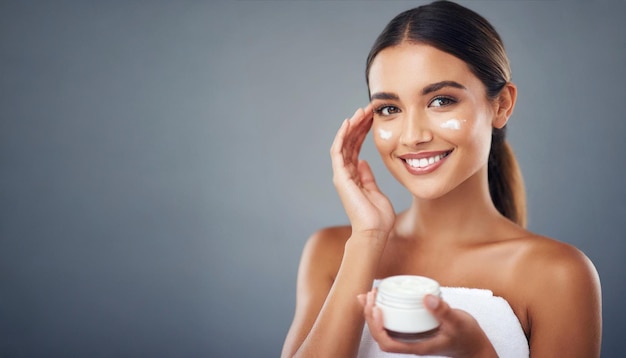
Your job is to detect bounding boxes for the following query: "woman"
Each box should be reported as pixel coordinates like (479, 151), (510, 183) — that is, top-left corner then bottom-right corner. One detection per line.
(282, 1), (601, 357)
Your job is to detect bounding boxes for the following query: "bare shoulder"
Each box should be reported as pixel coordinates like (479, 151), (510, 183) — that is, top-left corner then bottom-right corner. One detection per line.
(510, 234), (602, 356)
(305, 225), (352, 247)
(300, 225), (352, 281)
(512, 234), (600, 290)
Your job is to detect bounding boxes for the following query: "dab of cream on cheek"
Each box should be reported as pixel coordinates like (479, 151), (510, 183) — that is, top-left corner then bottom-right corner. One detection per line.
(439, 118), (465, 130)
(378, 128), (393, 140)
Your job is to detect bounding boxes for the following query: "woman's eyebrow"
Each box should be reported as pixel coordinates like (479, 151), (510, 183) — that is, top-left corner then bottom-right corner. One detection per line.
(370, 81), (467, 101)
(370, 92), (400, 101)
(422, 80), (466, 95)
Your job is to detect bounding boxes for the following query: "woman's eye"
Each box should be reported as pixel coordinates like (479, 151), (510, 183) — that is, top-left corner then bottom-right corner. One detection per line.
(429, 97), (456, 107)
(375, 106), (400, 116)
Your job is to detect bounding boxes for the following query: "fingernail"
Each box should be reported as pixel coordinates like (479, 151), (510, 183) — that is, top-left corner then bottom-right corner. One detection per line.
(425, 295), (440, 310)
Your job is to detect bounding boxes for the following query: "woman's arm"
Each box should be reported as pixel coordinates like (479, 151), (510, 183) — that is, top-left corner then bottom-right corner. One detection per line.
(281, 228), (387, 357)
(282, 105), (395, 357)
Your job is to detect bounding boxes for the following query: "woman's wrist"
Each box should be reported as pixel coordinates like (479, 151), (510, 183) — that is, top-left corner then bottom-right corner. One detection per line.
(346, 230), (389, 253)
(349, 228), (390, 242)
(341, 231), (388, 276)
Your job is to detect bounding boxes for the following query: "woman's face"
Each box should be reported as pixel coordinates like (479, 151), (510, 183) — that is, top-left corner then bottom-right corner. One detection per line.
(368, 43), (498, 199)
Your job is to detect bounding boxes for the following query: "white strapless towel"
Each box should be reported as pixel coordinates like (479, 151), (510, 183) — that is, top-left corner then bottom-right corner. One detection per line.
(357, 285), (529, 358)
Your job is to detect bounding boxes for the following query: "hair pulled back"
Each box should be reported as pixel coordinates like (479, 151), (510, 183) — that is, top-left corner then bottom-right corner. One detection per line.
(366, 0), (526, 227)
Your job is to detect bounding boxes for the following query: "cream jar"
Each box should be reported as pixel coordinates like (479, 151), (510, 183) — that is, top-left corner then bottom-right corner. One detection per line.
(375, 275), (441, 341)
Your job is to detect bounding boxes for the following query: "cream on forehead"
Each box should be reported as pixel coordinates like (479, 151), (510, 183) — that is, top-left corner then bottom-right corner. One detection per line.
(378, 128), (392, 140)
(440, 118), (464, 130)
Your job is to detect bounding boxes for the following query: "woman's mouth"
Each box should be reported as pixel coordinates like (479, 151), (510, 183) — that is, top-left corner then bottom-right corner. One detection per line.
(400, 150), (452, 174)
(403, 150), (451, 169)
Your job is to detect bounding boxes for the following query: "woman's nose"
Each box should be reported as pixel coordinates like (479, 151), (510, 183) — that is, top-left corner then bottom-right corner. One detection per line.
(399, 110), (433, 146)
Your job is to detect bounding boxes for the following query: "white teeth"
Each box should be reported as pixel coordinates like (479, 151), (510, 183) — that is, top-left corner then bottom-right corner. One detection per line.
(405, 153), (447, 169)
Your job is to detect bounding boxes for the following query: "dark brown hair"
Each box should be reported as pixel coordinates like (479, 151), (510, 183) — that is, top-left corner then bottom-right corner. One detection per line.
(366, 0), (526, 227)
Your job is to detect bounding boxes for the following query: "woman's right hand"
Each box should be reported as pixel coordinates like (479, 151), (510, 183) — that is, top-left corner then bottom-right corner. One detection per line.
(358, 289), (498, 358)
(330, 105), (395, 240)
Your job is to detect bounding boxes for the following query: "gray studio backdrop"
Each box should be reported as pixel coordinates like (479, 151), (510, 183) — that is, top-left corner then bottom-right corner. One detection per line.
(1, 1), (625, 357)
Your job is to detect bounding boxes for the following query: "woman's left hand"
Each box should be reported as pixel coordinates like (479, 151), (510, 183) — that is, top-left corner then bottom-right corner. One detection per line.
(357, 289), (498, 358)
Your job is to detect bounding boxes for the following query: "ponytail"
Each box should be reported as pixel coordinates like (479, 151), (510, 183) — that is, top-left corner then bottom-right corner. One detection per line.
(488, 126), (527, 227)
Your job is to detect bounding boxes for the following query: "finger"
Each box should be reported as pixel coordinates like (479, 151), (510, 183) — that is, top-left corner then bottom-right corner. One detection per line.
(348, 103), (374, 125)
(370, 294), (453, 355)
(353, 103), (374, 130)
(365, 289), (376, 313)
(347, 106), (374, 165)
(330, 118), (350, 179)
(331, 105), (373, 188)
(351, 121), (373, 167)
(331, 121), (368, 210)
(363, 289), (438, 355)
(361, 288), (377, 320)
(337, 106), (373, 184)
(424, 294), (457, 325)
(330, 118), (349, 159)
(364, 289), (393, 343)
(348, 107), (363, 123)
(371, 318), (448, 356)
(357, 160), (380, 192)
(342, 106), (371, 159)
(356, 293), (366, 307)
(367, 306), (424, 355)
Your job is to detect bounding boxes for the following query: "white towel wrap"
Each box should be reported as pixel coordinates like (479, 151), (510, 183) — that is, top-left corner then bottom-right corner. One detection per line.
(357, 284), (529, 358)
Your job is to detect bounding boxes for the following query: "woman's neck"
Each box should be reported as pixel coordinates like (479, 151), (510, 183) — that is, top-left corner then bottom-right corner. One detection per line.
(394, 169), (505, 248)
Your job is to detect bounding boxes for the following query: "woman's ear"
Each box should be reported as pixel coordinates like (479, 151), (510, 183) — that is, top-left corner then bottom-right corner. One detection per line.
(493, 82), (517, 129)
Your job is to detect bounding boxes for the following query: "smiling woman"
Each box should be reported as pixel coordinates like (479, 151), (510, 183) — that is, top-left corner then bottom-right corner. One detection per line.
(369, 44), (503, 200)
(281, 1), (601, 357)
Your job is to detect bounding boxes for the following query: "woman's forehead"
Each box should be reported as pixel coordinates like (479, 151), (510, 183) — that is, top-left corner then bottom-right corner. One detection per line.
(368, 43), (480, 96)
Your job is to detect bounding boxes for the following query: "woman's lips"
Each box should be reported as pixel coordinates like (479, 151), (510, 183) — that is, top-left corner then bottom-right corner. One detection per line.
(399, 150), (452, 175)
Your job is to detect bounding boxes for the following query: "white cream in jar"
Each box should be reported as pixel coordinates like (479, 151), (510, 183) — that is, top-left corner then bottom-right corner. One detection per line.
(375, 275), (441, 341)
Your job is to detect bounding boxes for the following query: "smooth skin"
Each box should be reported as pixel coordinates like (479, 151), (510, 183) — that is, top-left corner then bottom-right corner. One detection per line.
(282, 43), (601, 357)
